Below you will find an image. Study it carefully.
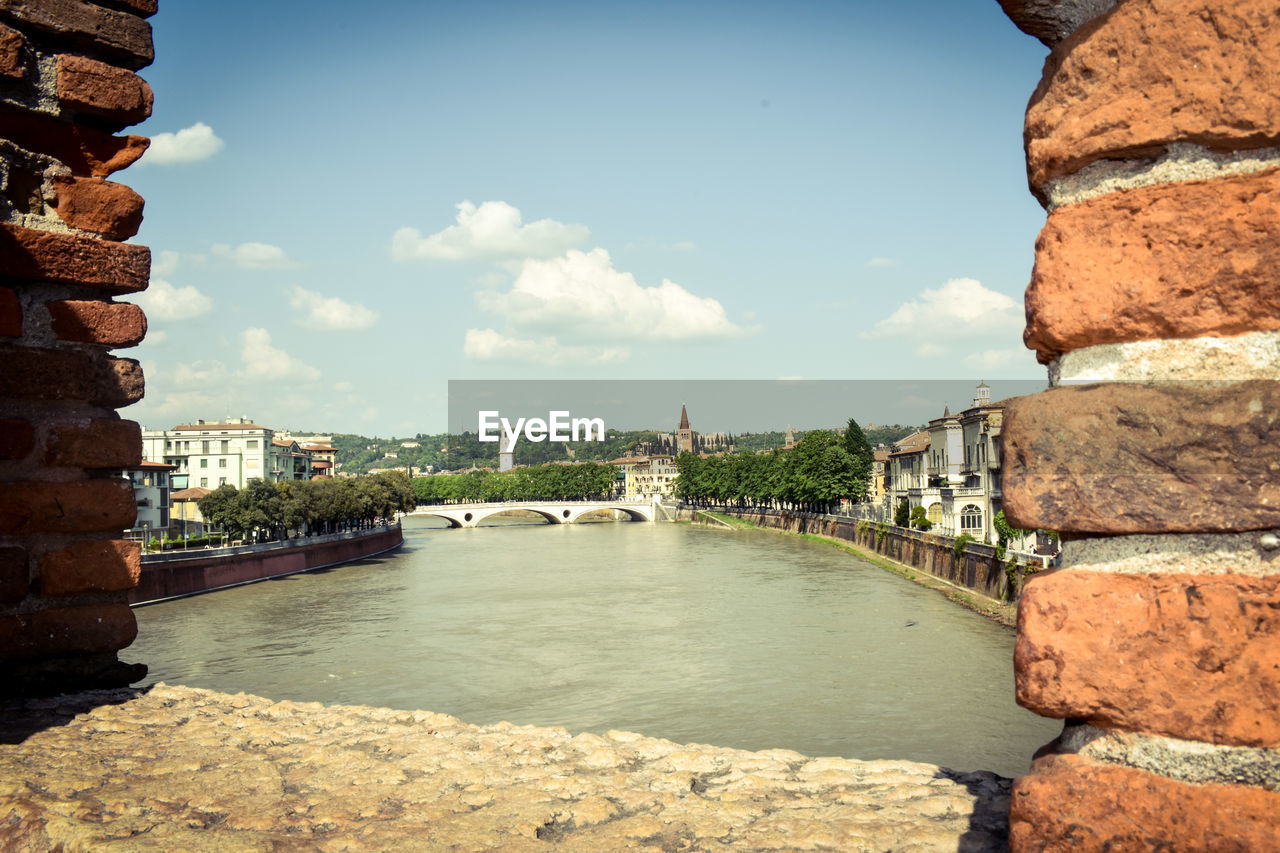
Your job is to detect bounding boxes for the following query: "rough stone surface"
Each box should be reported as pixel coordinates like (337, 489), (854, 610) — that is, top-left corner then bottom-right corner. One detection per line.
(1003, 381), (1280, 534)
(1026, 0), (1280, 190)
(1057, 724), (1280, 790)
(0, 20), (23, 78)
(0, 602), (136, 659)
(0, 104), (149, 176)
(0, 546), (26, 603)
(0, 684), (1013, 851)
(40, 538), (139, 596)
(1009, 753), (1280, 851)
(997, 0), (1115, 48)
(0, 345), (144, 406)
(1061, 531), (1280, 578)
(0, 0), (155, 70)
(0, 478), (137, 535)
(44, 417), (141, 468)
(1016, 569), (1280, 747)
(46, 298), (146, 346)
(1025, 169), (1280, 362)
(0, 418), (34, 461)
(0, 222), (150, 291)
(0, 286), (19, 337)
(55, 53), (152, 125)
(1051, 329), (1280, 383)
(50, 175), (145, 239)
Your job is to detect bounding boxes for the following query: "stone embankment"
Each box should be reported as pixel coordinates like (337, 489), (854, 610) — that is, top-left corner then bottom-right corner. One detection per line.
(0, 683), (1012, 851)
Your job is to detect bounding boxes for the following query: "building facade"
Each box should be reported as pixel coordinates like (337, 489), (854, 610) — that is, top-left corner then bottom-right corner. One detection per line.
(142, 417), (318, 489)
(118, 461), (177, 541)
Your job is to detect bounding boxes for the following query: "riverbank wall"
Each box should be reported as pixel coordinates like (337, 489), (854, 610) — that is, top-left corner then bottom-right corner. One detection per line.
(687, 509), (1040, 603)
(129, 524), (403, 605)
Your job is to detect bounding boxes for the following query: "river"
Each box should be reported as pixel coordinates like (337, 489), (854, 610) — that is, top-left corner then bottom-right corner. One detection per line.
(130, 515), (1061, 777)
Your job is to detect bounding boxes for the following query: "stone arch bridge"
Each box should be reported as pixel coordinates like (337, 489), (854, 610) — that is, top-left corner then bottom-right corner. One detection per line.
(407, 501), (657, 528)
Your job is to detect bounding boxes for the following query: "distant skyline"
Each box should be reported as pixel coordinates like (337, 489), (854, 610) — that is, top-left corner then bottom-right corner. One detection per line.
(123, 2), (1051, 436)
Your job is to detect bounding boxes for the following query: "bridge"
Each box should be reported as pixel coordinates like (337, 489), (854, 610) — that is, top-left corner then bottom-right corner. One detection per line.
(406, 500), (659, 528)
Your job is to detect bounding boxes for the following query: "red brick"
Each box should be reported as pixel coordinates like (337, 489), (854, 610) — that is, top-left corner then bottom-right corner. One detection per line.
(0, 478), (136, 534)
(0, 223), (149, 291)
(50, 175), (145, 239)
(0, 286), (20, 337)
(1010, 753), (1280, 852)
(0, 418), (34, 460)
(0, 21), (24, 78)
(1024, 170), (1280, 362)
(0, 0), (154, 70)
(0, 346), (143, 407)
(0, 603), (137, 661)
(55, 54), (152, 126)
(46, 299), (146, 346)
(1003, 382), (1280, 534)
(1016, 569), (1280, 747)
(44, 418), (140, 468)
(1026, 0), (1280, 190)
(0, 546), (27, 603)
(40, 538), (139, 596)
(0, 104), (149, 177)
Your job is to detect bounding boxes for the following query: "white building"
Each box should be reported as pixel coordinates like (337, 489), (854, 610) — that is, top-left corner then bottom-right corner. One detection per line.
(119, 460), (176, 540)
(142, 417), (313, 489)
(610, 454), (679, 500)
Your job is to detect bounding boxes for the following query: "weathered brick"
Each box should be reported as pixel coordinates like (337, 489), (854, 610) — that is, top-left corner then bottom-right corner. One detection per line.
(0, 104), (148, 177)
(0, 418), (34, 460)
(44, 418), (140, 468)
(1016, 569), (1280, 747)
(1003, 382), (1280, 534)
(40, 538), (139, 596)
(55, 54), (152, 126)
(0, 478), (136, 534)
(0, 603), (137, 660)
(46, 299), (146, 346)
(50, 174), (146, 239)
(1024, 169), (1280, 362)
(0, 223), (149, 291)
(0, 0), (154, 70)
(0, 346), (143, 407)
(0, 286), (20, 337)
(103, 0), (157, 17)
(0, 20), (24, 78)
(0, 546), (27, 603)
(1026, 0), (1280, 189)
(1010, 753), (1280, 851)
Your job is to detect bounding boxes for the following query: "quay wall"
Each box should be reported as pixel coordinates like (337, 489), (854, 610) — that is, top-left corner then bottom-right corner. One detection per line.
(691, 509), (1038, 602)
(129, 525), (403, 605)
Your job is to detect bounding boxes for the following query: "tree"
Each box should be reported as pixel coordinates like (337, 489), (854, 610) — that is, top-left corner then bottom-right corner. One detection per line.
(841, 418), (874, 501)
(909, 505), (932, 531)
(894, 498), (910, 527)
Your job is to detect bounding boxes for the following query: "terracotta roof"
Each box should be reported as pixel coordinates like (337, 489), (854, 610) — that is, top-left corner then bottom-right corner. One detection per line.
(302, 444), (335, 452)
(171, 487), (212, 501)
(136, 460), (177, 470)
(311, 460), (332, 469)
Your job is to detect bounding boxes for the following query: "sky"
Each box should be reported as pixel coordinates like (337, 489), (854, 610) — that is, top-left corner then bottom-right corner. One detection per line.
(121, 1), (1052, 437)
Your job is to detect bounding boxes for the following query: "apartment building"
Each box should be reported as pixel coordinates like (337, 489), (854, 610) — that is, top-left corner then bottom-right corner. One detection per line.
(142, 417), (313, 490)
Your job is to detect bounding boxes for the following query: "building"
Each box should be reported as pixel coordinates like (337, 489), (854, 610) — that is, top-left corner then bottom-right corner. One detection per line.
(170, 486), (211, 537)
(142, 417), (322, 488)
(609, 455), (679, 501)
(119, 460), (177, 541)
(677, 405), (693, 454)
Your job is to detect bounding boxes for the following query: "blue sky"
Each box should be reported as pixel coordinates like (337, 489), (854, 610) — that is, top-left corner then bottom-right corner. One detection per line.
(123, 1), (1050, 436)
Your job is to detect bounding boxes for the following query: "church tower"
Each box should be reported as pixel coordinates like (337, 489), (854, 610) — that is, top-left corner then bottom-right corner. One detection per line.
(678, 404), (693, 454)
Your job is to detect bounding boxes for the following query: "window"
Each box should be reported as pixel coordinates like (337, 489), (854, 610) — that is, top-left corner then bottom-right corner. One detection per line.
(219, 458), (227, 468)
(960, 505), (983, 531)
(202, 441), (210, 454)
(247, 440), (258, 449)
(200, 459), (208, 468)
(200, 477), (208, 487)
(219, 477), (227, 486)
(221, 440), (229, 453)
(926, 504), (942, 525)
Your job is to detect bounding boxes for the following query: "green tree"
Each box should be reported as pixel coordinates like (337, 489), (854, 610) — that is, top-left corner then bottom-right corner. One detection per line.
(894, 498), (911, 527)
(841, 418), (875, 501)
(909, 505), (932, 531)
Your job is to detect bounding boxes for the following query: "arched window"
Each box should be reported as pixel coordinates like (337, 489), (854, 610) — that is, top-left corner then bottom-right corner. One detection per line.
(926, 503), (942, 525)
(960, 505), (983, 531)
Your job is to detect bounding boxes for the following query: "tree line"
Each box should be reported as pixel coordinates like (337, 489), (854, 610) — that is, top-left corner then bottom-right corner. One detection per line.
(675, 419), (874, 513)
(411, 462), (618, 504)
(197, 472), (417, 541)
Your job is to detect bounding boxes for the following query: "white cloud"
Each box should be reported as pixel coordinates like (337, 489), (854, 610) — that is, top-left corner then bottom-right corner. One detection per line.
(211, 242), (292, 269)
(289, 286), (379, 331)
(477, 248), (747, 343)
(964, 348), (1032, 371)
(152, 250), (181, 277)
(862, 278), (1024, 356)
(239, 328), (320, 380)
(392, 201), (589, 262)
(144, 330), (168, 346)
(866, 257), (900, 268)
(141, 122), (224, 165)
(173, 359), (229, 385)
(131, 278), (212, 322)
(152, 390), (223, 416)
(464, 328), (629, 366)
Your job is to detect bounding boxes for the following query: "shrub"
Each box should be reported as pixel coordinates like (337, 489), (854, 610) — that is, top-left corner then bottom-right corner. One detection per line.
(909, 505), (932, 531)
(894, 498), (910, 527)
(953, 532), (974, 561)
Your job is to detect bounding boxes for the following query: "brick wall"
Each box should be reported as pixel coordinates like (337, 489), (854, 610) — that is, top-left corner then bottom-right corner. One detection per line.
(999, 1), (1280, 847)
(0, 0), (156, 696)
